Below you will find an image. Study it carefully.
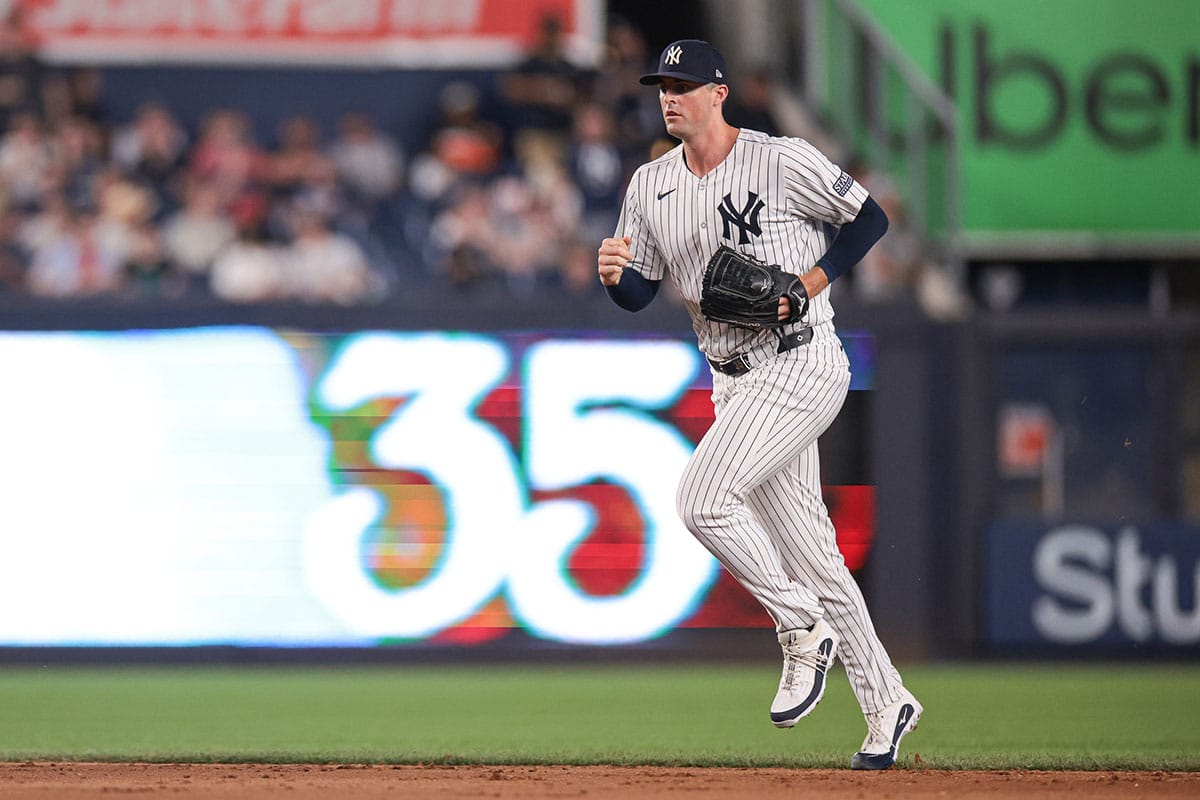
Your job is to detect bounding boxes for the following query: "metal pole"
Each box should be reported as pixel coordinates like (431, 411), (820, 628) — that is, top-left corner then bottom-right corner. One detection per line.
(907, 93), (927, 235)
(798, 0), (827, 110)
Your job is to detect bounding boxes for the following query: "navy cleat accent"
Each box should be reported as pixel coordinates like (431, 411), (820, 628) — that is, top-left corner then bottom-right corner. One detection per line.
(769, 619), (838, 728)
(850, 690), (922, 770)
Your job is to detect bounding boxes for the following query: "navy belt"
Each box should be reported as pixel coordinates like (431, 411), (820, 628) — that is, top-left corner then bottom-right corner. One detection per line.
(707, 328), (814, 377)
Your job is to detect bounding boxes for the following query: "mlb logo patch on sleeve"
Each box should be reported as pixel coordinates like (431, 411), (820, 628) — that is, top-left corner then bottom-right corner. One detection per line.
(832, 171), (854, 196)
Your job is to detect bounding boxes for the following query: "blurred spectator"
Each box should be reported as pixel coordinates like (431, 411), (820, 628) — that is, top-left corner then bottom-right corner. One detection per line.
(558, 236), (607, 297)
(408, 80), (503, 207)
(425, 113), (586, 296)
(432, 82), (503, 176)
(484, 174), (559, 295)
(67, 67), (107, 124)
(94, 173), (175, 297)
(121, 211), (172, 298)
(846, 169), (921, 305)
(282, 197), (372, 305)
(162, 177), (236, 291)
(26, 205), (124, 298)
(429, 171), (571, 297)
(262, 116), (348, 247)
(0, 205), (27, 292)
(210, 194), (285, 303)
(499, 13), (589, 143)
(40, 67), (108, 129)
(723, 67), (785, 135)
(0, 111), (51, 210)
(592, 16), (658, 160)
(188, 109), (268, 212)
(522, 132), (583, 242)
(327, 111), (405, 218)
(0, 6), (43, 130)
(19, 192), (72, 255)
(46, 115), (107, 212)
(266, 115), (336, 201)
(567, 103), (624, 244)
(51, 162), (175, 302)
(843, 157), (971, 319)
(427, 183), (497, 292)
(268, 172), (346, 246)
(111, 102), (189, 212)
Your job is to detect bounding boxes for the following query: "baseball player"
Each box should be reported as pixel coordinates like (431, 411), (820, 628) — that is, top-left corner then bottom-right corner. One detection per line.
(596, 40), (922, 770)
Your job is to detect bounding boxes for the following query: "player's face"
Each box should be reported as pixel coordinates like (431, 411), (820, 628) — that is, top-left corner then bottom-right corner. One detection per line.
(657, 78), (723, 139)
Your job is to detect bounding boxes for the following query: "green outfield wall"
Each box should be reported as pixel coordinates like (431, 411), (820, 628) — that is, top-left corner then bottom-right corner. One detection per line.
(855, 0), (1199, 248)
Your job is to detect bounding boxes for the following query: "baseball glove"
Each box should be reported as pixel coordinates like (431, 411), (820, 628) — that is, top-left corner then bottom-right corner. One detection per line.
(700, 246), (809, 330)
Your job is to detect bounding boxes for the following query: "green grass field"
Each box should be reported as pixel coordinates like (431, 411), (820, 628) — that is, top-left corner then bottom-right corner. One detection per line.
(1, 662), (1197, 770)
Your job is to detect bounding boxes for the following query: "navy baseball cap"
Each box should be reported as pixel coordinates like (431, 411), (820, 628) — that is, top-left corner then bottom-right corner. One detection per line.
(640, 39), (728, 86)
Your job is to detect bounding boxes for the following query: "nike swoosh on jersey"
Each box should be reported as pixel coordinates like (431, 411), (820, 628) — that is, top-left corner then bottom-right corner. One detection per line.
(656, 188), (676, 200)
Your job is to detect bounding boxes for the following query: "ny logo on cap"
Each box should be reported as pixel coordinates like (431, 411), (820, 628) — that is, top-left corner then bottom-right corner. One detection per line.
(665, 45), (682, 65)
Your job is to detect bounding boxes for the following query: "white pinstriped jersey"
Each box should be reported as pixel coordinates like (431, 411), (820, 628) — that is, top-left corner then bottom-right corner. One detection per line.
(612, 126), (909, 718)
(615, 128), (868, 361)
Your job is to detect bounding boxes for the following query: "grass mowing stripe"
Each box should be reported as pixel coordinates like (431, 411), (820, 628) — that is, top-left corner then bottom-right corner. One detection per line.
(0, 662), (1196, 770)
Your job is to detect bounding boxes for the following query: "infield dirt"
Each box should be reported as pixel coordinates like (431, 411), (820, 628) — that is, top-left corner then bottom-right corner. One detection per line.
(1, 763), (1197, 798)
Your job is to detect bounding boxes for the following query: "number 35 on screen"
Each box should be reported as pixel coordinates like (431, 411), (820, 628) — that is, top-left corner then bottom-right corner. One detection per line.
(301, 333), (719, 645)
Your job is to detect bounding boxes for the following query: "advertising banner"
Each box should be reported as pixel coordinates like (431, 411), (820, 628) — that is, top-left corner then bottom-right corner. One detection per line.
(0, 327), (875, 648)
(856, 0), (1199, 248)
(18, 0), (602, 67)
(986, 521), (1200, 650)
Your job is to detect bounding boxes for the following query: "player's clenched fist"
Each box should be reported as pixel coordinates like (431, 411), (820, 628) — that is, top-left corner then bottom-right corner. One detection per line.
(597, 236), (633, 286)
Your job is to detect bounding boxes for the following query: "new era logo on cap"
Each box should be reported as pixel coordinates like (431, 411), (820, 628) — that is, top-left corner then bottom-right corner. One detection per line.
(640, 39), (729, 86)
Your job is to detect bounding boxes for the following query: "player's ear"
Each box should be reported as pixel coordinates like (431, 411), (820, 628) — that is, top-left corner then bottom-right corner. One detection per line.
(713, 83), (729, 106)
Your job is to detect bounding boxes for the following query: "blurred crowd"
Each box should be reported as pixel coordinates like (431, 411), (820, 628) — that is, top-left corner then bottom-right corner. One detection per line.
(0, 9), (954, 313)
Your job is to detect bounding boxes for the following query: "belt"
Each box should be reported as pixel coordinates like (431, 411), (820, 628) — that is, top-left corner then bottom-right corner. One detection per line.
(706, 327), (814, 377)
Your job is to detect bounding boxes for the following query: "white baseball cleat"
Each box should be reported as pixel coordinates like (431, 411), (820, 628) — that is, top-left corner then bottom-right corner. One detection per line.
(769, 619), (838, 728)
(850, 689), (923, 770)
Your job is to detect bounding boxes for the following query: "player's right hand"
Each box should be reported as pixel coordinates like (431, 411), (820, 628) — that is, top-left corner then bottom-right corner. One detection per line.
(597, 236), (633, 286)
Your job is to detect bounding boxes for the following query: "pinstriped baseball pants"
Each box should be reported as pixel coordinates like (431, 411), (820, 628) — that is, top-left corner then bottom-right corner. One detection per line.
(676, 327), (905, 715)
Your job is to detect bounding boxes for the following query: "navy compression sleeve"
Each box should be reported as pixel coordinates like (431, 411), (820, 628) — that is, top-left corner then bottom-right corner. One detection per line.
(815, 195), (889, 283)
(605, 267), (660, 311)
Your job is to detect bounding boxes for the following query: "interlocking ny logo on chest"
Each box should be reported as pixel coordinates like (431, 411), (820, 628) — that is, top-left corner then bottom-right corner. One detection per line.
(718, 191), (765, 244)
